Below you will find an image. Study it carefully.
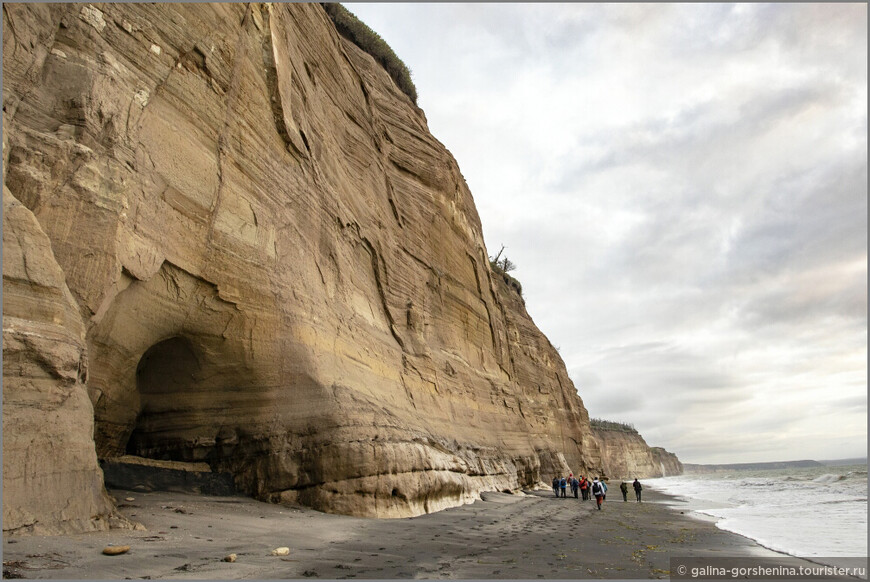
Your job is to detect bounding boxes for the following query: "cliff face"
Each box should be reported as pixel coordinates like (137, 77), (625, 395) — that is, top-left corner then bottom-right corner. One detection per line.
(650, 447), (683, 477)
(592, 428), (683, 479)
(3, 3), (613, 531)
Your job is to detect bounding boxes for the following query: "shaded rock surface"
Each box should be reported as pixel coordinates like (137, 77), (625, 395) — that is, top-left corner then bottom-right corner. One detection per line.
(3, 2), (678, 531)
(1, 186), (129, 534)
(592, 428), (683, 479)
(100, 455), (236, 495)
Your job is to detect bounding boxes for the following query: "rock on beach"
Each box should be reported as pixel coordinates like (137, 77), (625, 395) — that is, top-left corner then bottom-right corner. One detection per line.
(271, 547), (290, 556)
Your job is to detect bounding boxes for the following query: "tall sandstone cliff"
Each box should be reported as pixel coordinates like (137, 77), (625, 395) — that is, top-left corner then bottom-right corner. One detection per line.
(3, 3), (677, 533)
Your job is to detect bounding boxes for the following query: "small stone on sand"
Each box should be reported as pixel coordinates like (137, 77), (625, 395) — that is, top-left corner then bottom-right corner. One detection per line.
(223, 554), (237, 562)
(125, 497), (135, 502)
(271, 547), (290, 556)
(102, 545), (131, 555)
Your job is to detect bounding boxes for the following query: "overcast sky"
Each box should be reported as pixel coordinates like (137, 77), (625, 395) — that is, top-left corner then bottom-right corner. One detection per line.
(347, 3), (867, 464)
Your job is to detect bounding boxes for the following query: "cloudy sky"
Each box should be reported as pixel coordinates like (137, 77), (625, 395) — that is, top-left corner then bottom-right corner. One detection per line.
(348, 3), (867, 464)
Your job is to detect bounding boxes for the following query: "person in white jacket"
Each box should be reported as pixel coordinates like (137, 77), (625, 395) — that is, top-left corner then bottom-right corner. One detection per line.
(591, 477), (605, 510)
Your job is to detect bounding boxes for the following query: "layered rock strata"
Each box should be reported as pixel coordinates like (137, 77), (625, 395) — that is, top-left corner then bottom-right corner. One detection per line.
(592, 428), (683, 479)
(2, 3), (675, 531)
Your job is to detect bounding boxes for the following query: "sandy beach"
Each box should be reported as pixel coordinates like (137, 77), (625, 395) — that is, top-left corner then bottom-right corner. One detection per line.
(2, 484), (830, 580)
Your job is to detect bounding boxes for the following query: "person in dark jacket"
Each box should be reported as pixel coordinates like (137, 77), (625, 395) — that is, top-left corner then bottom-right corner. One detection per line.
(571, 477), (579, 498)
(633, 478), (643, 502)
(552, 477), (559, 497)
(620, 481), (629, 502)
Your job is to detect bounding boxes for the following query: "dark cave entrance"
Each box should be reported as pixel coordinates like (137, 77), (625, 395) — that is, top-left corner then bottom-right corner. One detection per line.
(102, 336), (238, 495)
(125, 336), (203, 461)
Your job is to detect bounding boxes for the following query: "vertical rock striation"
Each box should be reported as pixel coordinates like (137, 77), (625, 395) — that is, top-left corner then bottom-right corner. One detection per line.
(3, 3), (676, 531)
(2, 186), (129, 534)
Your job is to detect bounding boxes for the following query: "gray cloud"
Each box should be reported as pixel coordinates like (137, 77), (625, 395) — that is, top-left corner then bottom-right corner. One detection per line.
(349, 3), (867, 464)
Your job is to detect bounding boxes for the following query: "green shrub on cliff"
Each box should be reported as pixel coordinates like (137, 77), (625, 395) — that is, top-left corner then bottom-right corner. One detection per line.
(591, 418), (639, 434)
(322, 3), (418, 104)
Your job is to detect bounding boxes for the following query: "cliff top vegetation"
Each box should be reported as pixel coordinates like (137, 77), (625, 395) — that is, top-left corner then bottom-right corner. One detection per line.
(591, 418), (639, 434)
(322, 3), (418, 104)
(489, 245), (523, 298)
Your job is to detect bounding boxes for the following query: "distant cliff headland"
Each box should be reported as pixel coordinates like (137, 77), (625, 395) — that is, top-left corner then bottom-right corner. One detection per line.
(683, 460), (825, 473)
(591, 420), (683, 479)
(2, 3), (679, 535)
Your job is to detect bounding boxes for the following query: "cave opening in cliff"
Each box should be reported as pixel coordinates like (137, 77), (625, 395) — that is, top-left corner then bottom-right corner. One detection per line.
(125, 336), (205, 462)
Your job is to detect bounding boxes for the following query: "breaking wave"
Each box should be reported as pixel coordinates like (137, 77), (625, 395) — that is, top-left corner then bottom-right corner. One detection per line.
(647, 464), (867, 557)
(813, 473), (847, 483)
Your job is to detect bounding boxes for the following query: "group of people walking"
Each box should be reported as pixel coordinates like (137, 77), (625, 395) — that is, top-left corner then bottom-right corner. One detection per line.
(551, 475), (643, 510)
(552, 474), (584, 499)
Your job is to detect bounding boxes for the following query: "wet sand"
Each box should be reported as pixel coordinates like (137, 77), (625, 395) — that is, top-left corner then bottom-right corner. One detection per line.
(2, 486), (812, 579)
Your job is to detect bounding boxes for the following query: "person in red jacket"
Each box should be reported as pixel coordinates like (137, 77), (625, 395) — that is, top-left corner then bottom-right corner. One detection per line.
(580, 476), (589, 501)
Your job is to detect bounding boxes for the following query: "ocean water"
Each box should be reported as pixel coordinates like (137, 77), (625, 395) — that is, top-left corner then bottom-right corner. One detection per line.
(647, 465), (868, 558)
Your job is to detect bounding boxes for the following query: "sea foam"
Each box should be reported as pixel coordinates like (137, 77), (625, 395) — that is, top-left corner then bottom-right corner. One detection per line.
(648, 464), (868, 558)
